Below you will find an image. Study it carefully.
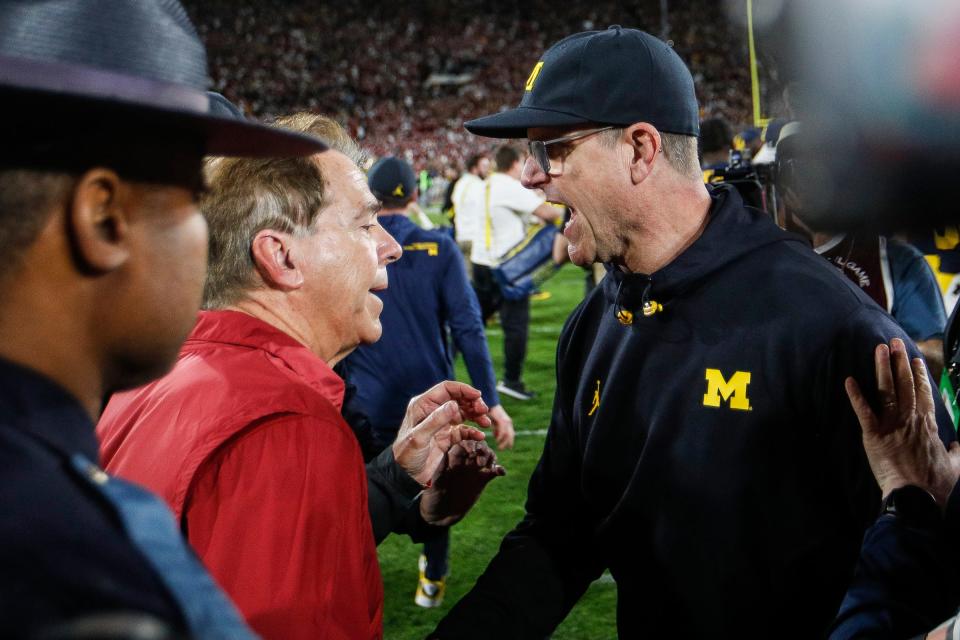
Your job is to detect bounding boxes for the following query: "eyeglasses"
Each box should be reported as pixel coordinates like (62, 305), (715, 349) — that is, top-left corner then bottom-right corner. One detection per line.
(527, 125), (615, 175)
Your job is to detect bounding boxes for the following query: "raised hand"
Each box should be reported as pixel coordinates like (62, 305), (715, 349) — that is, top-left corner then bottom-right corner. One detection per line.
(845, 338), (960, 507)
(392, 400), (487, 487)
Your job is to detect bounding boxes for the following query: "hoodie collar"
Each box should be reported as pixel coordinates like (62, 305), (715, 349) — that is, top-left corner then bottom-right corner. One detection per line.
(603, 185), (802, 313)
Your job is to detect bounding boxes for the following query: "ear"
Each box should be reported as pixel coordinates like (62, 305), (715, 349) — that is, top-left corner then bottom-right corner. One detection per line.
(68, 168), (132, 273)
(251, 229), (303, 290)
(625, 123), (662, 185)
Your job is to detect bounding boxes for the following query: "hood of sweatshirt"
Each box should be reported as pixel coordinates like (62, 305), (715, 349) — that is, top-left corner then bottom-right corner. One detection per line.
(602, 185), (805, 320)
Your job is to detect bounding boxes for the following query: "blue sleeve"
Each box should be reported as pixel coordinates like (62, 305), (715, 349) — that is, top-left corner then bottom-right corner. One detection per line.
(829, 480), (960, 639)
(438, 237), (500, 407)
(889, 240), (947, 341)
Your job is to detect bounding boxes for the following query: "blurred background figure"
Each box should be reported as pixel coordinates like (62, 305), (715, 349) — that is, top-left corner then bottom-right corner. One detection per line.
(734, 126), (763, 161)
(449, 152), (491, 275)
(699, 116), (734, 181)
(470, 145), (560, 401)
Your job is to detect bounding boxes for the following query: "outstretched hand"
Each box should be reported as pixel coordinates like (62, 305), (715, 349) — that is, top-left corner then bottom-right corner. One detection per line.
(399, 381), (491, 434)
(392, 400), (487, 487)
(844, 338), (960, 508)
(420, 439), (506, 527)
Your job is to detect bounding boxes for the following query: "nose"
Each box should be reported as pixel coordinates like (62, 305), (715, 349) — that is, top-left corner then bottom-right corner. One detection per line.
(521, 154), (548, 189)
(376, 225), (402, 264)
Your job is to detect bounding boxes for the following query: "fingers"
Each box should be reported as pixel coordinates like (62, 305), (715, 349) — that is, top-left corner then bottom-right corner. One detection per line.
(406, 381), (481, 418)
(494, 424), (515, 449)
(409, 381), (491, 428)
(407, 401), (464, 449)
(424, 381), (482, 406)
(874, 343), (897, 419)
(845, 376), (879, 436)
(911, 356), (935, 418)
(890, 339), (916, 416)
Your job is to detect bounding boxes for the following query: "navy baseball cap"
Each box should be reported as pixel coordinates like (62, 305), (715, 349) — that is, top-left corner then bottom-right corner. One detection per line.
(466, 26), (699, 139)
(368, 156), (417, 202)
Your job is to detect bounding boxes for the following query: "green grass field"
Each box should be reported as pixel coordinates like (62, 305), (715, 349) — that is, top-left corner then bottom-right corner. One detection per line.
(377, 263), (618, 639)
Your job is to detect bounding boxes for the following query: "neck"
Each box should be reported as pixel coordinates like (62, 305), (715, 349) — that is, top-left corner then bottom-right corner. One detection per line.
(225, 293), (340, 365)
(378, 207), (406, 217)
(500, 167), (521, 181)
(0, 278), (103, 421)
(621, 179), (713, 274)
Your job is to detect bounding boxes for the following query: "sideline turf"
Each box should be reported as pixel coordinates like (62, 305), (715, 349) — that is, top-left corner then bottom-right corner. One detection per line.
(378, 263), (618, 639)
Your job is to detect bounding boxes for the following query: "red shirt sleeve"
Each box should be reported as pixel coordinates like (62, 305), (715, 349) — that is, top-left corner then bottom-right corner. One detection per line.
(182, 412), (383, 640)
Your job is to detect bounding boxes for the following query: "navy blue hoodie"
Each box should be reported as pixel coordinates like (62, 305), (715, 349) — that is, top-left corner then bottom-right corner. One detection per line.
(433, 185), (955, 638)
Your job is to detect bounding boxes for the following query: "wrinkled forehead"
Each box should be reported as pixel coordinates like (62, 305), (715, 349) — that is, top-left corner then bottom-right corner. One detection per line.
(314, 150), (380, 220)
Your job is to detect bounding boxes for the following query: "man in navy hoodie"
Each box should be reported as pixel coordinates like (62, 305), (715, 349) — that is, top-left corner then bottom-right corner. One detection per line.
(430, 26), (957, 639)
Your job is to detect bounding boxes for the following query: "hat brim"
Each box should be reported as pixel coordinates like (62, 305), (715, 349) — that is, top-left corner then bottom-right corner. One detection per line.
(2, 86), (326, 158)
(465, 106), (591, 139)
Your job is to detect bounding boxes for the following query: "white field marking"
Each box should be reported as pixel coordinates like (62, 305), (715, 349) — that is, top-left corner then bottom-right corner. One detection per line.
(484, 325), (564, 336)
(514, 428), (549, 436)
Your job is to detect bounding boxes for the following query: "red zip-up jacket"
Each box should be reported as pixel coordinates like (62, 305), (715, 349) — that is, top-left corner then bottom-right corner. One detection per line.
(97, 310), (383, 640)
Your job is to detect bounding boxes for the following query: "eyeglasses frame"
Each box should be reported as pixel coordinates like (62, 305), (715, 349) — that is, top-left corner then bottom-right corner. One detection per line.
(527, 125), (616, 175)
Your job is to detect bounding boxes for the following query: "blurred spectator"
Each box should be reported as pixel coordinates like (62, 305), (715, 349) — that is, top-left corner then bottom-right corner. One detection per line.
(450, 152), (491, 268)
(734, 126), (763, 159)
(470, 145), (559, 401)
(699, 117), (734, 183)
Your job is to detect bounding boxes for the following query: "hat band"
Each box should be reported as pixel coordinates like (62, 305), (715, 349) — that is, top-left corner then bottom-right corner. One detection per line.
(0, 55), (209, 113)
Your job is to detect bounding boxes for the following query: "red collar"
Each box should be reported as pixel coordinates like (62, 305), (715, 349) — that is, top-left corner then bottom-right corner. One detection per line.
(184, 310), (345, 410)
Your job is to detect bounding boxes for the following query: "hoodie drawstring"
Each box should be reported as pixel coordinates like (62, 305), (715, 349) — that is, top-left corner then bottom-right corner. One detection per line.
(614, 276), (662, 326)
(640, 280), (662, 317)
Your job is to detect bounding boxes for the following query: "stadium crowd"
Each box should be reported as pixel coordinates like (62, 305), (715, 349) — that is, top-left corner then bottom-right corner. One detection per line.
(184, 0), (753, 172)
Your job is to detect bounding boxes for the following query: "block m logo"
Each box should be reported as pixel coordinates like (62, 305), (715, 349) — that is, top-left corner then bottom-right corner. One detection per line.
(702, 369), (752, 411)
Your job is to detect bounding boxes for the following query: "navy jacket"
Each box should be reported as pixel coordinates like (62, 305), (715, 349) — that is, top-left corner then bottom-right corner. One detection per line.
(433, 186), (956, 638)
(345, 214), (498, 450)
(0, 359), (185, 635)
(830, 482), (960, 638)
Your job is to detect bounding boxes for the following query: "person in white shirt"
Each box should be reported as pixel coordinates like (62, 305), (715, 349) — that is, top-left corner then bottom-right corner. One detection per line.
(470, 145), (560, 400)
(451, 154), (491, 266)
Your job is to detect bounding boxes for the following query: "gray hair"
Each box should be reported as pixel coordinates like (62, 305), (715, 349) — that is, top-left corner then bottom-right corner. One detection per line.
(600, 127), (701, 181)
(200, 113), (364, 308)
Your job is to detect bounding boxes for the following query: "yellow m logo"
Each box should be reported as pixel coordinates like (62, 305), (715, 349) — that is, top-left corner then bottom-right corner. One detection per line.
(525, 61), (544, 91)
(402, 242), (439, 256)
(702, 369), (752, 411)
(392, 184), (405, 197)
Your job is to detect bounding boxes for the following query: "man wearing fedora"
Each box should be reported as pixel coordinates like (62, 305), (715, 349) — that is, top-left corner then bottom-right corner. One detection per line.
(0, 0), (327, 636)
(430, 26), (957, 638)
